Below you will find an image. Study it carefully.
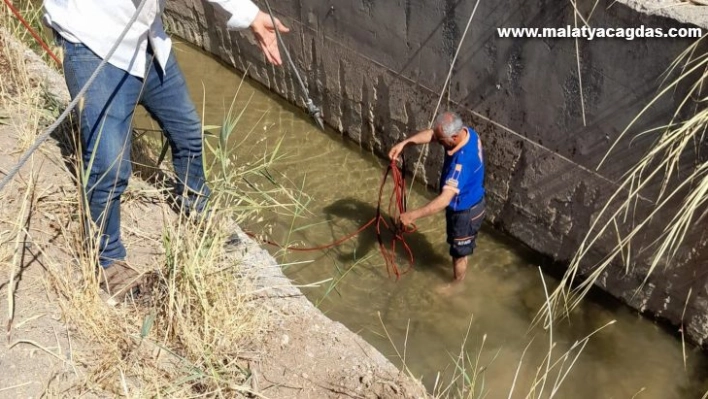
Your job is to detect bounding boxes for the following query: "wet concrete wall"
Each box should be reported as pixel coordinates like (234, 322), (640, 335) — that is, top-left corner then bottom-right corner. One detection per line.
(164, 0), (708, 346)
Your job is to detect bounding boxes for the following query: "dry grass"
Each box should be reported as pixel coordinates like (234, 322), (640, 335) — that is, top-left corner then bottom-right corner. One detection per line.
(5, 3), (679, 397)
(0, 21), (304, 397)
(0, 3), (59, 150)
(540, 35), (708, 324)
(1, 7), (48, 345)
(41, 199), (272, 397)
(1, 0), (56, 66)
(0, 33), (45, 150)
(3, 168), (37, 342)
(421, 269), (615, 399)
(35, 108), (301, 396)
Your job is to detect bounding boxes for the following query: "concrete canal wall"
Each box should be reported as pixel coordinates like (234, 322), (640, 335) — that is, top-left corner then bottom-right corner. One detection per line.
(163, 0), (708, 346)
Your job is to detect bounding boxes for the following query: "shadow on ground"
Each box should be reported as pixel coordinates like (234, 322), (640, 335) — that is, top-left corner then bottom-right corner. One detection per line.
(322, 197), (451, 280)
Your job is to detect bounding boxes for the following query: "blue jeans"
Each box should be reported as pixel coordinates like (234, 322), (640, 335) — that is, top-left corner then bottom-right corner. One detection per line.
(60, 39), (210, 267)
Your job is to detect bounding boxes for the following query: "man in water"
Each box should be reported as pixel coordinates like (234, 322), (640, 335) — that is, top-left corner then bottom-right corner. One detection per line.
(43, 0), (289, 300)
(388, 111), (485, 283)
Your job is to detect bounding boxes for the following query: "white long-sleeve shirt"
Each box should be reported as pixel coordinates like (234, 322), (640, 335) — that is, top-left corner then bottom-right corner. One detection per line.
(43, 0), (259, 78)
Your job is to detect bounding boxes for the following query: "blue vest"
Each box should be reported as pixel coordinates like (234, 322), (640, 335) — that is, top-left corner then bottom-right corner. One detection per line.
(439, 127), (485, 211)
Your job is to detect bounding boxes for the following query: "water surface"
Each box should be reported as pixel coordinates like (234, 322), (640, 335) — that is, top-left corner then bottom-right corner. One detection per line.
(136, 41), (708, 398)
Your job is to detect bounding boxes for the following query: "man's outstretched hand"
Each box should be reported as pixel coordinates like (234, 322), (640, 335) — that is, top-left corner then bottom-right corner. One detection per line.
(250, 10), (290, 65)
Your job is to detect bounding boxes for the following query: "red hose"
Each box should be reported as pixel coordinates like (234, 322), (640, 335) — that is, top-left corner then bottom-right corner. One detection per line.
(5, 1), (419, 276)
(2, 0), (62, 67)
(245, 158), (417, 280)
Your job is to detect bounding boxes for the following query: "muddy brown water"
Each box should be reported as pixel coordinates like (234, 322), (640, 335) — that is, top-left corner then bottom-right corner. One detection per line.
(134, 41), (708, 398)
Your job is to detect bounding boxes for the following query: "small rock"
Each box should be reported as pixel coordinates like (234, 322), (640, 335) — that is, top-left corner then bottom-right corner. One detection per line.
(280, 334), (289, 347)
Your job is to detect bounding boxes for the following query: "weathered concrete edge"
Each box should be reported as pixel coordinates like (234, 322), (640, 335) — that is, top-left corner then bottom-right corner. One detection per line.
(223, 224), (430, 396)
(10, 29), (427, 396)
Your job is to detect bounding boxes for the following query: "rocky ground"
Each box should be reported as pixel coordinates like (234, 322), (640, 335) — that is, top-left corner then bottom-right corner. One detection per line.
(0, 28), (429, 399)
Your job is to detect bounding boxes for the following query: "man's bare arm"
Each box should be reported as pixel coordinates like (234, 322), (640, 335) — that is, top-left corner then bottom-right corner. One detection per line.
(399, 188), (455, 226)
(388, 129), (435, 161)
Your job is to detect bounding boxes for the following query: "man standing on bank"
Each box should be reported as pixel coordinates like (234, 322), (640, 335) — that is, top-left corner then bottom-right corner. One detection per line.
(388, 112), (485, 282)
(43, 0), (290, 300)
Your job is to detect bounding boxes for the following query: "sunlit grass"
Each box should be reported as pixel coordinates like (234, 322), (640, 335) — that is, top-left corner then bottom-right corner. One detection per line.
(1, 0), (58, 67)
(39, 102), (307, 396)
(0, 24), (305, 393)
(539, 34), (708, 322)
(0, 25), (54, 150)
(4, 3), (706, 396)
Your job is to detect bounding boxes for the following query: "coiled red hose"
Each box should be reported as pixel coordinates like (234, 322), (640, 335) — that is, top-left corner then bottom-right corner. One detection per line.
(247, 158), (417, 279)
